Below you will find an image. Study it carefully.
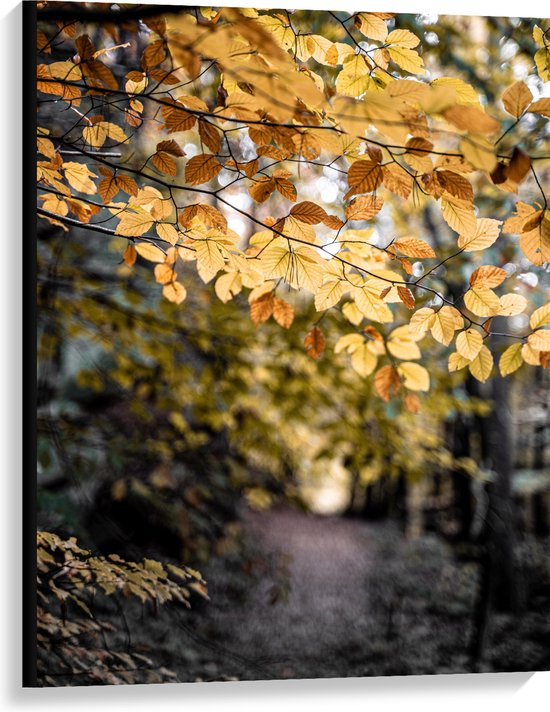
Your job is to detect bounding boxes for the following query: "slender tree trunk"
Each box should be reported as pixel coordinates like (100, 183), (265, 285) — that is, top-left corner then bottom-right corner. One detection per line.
(470, 371), (525, 669)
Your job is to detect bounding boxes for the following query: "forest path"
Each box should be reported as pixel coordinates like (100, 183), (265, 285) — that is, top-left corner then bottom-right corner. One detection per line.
(198, 505), (380, 680)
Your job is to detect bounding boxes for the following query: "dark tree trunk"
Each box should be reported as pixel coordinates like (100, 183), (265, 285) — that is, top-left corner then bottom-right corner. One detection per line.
(470, 370), (525, 669)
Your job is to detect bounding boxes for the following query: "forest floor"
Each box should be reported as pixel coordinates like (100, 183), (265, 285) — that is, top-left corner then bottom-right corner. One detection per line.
(100, 504), (550, 683)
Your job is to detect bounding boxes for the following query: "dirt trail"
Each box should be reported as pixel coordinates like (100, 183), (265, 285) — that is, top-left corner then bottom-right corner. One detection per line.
(197, 506), (379, 680)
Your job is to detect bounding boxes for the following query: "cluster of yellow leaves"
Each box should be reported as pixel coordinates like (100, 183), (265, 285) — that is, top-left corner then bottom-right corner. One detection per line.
(35, 10), (550, 408)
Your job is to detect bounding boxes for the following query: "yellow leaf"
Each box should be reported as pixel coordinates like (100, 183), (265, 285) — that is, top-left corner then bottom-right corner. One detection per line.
(335, 333), (365, 354)
(458, 218), (501, 251)
(530, 303), (550, 330)
(502, 81), (533, 118)
(154, 263), (177, 284)
(441, 197), (477, 236)
(499, 343), (523, 376)
(459, 135), (497, 173)
(134, 242), (165, 263)
(386, 29), (420, 49)
(162, 281), (187, 304)
(195, 238), (227, 282)
(430, 306), (463, 345)
(444, 105), (499, 134)
(335, 55), (372, 97)
(464, 288), (501, 317)
(397, 362), (430, 391)
(388, 46), (424, 74)
(498, 293), (527, 317)
(431, 77), (479, 106)
(468, 345), (493, 382)
(409, 307), (435, 337)
(345, 195), (384, 221)
(315, 280), (344, 311)
(387, 325), (421, 360)
(156, 223), (179, 245)
(63, 161), (98, 194)
(351, 343), (378, 377)
(381, 163), (413, 199)
(354, 13), (388, 42)
(456, 329), (483, 360)
(391, 237), (435, 258)
(519, 215), (550, 266)
(448, 351), (470, 372)
(528, 329), (550, 351)
(116, 210), (154, 237)
(214, 271), (242, 303)
(522, 343), (541, 365)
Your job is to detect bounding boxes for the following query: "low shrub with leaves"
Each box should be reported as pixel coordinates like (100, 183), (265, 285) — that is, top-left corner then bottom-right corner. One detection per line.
(37, 531), (208, 686)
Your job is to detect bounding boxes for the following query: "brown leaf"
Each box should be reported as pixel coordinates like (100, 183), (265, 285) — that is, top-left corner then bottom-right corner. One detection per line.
(507, 147), (531, 184)
(345, 195), (384, 221)
(404, 392), (421, 413)
(290, 201), (327, 224)
(152, 151), (177, 176)
(185, 154), (222, 185)
(345, 160), (383, 199)
(397, 286), (415, 309)
(123, 244), (137, 266)
(304, 326), (326, 360)
(272, 298), (295, 328)
(374, 365), (401, 401)
(156, 139), (185, 157)
(198, 119), (221, 153)
(250, 293), (274, 325)
(469, 265), (507, 289)
(249, 177), (276, 203)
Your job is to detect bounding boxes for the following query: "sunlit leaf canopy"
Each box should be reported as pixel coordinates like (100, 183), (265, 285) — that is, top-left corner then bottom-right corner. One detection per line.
(37, 4), (550, 411)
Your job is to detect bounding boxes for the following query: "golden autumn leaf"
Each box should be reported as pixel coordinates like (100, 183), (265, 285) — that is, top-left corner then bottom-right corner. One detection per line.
(63, 162), (98, 195)
(441, 197), (477, 236)
(468, 344), (493, 382)
(448, 351), (470, 372)
(530, 303), (550, 330)
(397, 362), (430, 391)
(497, 293), (527, 317)
(116, 210), (155, 238)
(154, 263), (177, 284)
(499, 343), (523, 376)
(528, 329), (550, 351)
(134, 242), (166, 263)
(345, 196), (384, 221)
(456, 329), (483, 360)
(457, 218), (501, 251)
(304, 326), (326, 360)
(464, 288), (501, 317)
(162, 281), (187, 304)
(345, 160), (383, 200)
(351, 343), (378, 377)
(391, 237), (436, 258)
